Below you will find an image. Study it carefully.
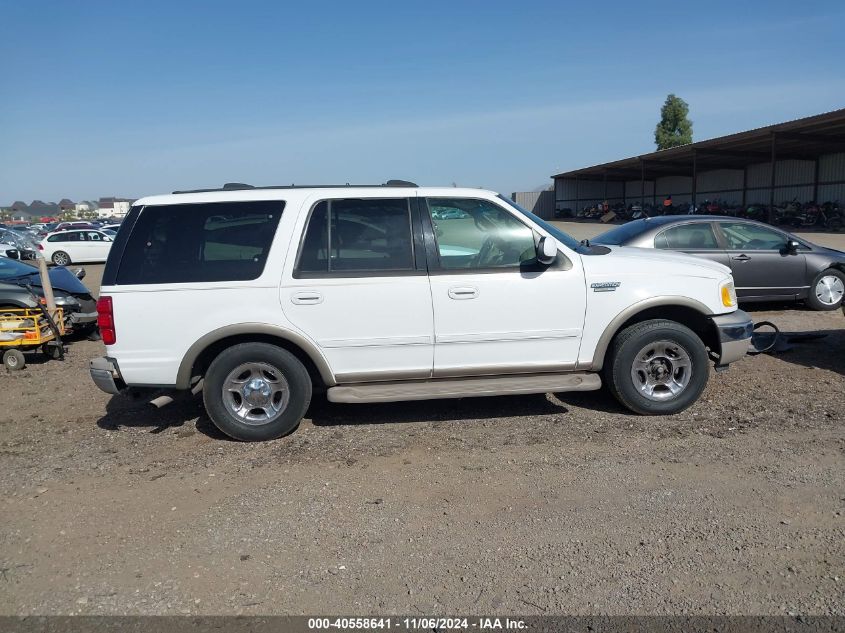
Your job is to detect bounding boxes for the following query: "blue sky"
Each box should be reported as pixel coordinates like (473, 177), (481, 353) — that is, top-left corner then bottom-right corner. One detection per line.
(2, 0), (844, 202)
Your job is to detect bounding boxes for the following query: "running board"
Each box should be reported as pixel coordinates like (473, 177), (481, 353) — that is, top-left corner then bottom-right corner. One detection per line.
(327, 372), (601, 403)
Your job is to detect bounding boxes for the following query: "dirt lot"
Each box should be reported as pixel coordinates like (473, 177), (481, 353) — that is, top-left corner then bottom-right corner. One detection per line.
(1, 255), (843, 616)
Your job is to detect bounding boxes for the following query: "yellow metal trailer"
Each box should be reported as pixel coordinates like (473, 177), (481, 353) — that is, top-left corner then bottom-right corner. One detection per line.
(0, 307), (64, 370)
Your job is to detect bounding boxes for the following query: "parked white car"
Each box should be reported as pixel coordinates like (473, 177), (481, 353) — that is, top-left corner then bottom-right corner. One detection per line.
(90, 183), (753, 441)
(40, 229), (114, 265)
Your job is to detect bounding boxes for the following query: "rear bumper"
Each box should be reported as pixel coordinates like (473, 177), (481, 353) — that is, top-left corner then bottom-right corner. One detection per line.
(90, 356), (125, 394)
(711, 309), (754, 366)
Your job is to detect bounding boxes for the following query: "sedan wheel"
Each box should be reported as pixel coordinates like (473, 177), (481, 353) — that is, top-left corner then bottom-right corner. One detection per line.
(807, 269), (845, 310)
(816, 275), (844, 306)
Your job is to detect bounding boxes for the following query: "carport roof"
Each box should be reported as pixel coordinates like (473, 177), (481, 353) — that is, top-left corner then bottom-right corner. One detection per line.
(553, 108), (845, 181)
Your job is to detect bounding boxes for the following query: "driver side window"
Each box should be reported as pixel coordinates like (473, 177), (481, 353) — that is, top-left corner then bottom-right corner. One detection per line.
(719, 222), (787, 251)
(427, 198), (536, 270)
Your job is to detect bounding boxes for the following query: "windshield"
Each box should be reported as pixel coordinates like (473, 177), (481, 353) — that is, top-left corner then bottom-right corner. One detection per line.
(496, 195), (583, 251)
(0, 230), (34, 249)
(592, 220), (651, 245)
(0, 257), (39, 279)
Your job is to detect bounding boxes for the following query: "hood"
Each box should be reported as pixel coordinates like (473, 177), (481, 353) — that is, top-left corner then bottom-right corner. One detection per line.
(40, 266), (91, 294)
(812, 244), (845, 261)
(597, 245), (731, 277)
(1, 265), (90, 295)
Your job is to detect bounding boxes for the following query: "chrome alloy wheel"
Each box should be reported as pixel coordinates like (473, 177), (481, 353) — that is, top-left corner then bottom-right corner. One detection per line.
(630, 340), (693, 402)
(222, 362), (290, 425)
(815, 275), (844, 306)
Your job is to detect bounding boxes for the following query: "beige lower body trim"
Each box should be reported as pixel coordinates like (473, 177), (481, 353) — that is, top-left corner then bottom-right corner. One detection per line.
(326, 372), (601, 403)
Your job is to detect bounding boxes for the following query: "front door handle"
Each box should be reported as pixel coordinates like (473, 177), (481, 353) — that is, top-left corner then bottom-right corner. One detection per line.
(448, 286), (479, 300)
(291, 291), (323, 305)
(732, 254), (751, 262)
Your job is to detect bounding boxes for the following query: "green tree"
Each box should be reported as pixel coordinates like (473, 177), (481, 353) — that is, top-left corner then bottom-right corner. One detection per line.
(654, 94), (693, 150)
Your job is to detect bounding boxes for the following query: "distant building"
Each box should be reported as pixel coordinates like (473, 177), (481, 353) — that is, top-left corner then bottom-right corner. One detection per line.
(97, 196), (134, 219)
(8, 200), (61, 222)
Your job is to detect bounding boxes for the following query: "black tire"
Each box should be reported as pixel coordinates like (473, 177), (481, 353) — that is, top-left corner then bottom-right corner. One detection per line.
(52, 251), (71, 266)
(3, 349), (26, 371)
(202, 342), (312, 441)
(42, 343), (62, 360)
(604, 319), (709, 415)
(806, 268), (845, 311)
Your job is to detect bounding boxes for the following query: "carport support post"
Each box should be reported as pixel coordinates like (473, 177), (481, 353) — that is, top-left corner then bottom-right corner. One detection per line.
(768, 133), (777, 223)
(574, 176), (579, 214)
(812, 158), (820, 203)
(36, 255), (57, 319)
(640, 159), (645, 207)
(691, 151), (697, 208)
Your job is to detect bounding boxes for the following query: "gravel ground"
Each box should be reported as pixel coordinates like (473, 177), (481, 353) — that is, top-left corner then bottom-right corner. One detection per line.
(0, 262), (843, 616)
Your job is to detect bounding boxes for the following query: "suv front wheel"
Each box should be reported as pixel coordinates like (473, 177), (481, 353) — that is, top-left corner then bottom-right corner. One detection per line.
(604, 319), (709, 415)
(203, 342), (312, 441)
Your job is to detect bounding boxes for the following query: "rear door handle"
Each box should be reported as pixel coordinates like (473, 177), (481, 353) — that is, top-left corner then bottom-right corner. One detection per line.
(448, 286), (479, 300)
(291, 291), (323, 305)
(732, 254), (751, 262)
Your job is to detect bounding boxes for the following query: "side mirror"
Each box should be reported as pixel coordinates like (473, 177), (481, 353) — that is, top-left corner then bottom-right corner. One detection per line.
(537, 236), (559, 265)
(74, 267), (86, 280)
(786, 239), (800, 254)
(4, 249), (20, 260)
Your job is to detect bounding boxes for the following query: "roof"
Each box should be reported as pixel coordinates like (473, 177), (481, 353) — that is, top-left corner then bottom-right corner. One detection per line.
(134, 185), (499, 207)
(553, 108), (845, 181)
(172, 180), (418, 194)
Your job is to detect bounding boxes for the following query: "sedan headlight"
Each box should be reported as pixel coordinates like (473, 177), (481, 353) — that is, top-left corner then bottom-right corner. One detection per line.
(720, 280), (737, 308)
(54, 295), (80, 306)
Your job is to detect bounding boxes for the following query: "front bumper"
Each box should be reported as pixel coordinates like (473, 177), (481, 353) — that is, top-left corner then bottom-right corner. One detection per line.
(90, 356), (125, 394)
(711, 309), (754, 366)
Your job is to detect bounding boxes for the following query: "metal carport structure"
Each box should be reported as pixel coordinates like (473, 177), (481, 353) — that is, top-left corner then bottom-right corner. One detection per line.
(552, 108), (845, 222)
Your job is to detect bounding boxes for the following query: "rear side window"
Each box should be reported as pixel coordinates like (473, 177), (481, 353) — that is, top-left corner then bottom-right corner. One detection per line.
(296, 198), (414, 275)
(655, 224), (718, 249)
(116, 201), (284, 284)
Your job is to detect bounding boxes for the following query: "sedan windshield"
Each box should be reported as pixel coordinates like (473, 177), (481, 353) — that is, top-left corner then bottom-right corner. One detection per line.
(592, 220), (651, 245)
(0, 257), (39, 279)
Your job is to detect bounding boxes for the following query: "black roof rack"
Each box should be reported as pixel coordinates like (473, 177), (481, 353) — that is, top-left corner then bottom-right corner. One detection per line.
(172, 180), (418, 194)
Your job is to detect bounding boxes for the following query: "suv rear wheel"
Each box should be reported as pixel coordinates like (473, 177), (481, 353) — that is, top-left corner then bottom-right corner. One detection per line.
(203, 342), (312, 441)
(604, 319), (709, 415)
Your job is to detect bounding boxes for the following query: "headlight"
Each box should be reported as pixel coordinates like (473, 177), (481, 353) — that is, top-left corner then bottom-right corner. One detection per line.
(720, 280), (737, 308)
(54, 295), (80, 306)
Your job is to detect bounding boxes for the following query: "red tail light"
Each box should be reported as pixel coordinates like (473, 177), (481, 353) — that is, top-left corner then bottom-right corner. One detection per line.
(96, 296), (116, 345)
(37, 243), (43, 250)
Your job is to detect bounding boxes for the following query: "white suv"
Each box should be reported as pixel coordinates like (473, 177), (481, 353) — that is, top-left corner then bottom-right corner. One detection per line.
(90, 182), (753, 441)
